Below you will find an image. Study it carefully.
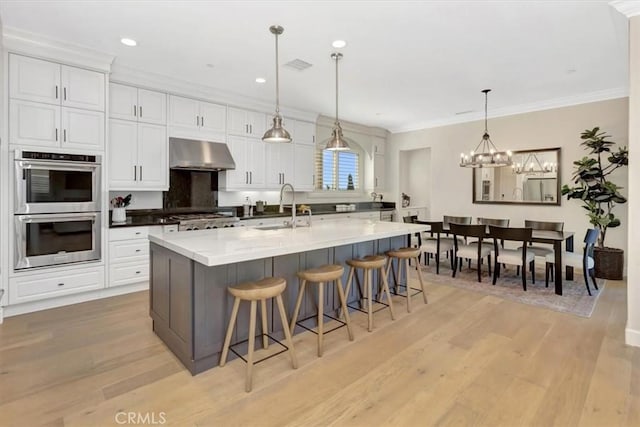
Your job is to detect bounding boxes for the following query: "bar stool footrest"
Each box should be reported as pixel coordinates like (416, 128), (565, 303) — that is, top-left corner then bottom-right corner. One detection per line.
(228, 334), (289, 365)
(347, 298), (390, 315)
(295, 313), (347, 335)
(389, 283), (424, 299)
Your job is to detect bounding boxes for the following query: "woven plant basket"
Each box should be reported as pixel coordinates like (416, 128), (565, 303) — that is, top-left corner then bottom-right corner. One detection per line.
(594, 247), (624, 280)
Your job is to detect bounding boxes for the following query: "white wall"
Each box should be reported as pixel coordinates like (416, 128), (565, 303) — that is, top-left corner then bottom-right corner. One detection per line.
(387, 98), (629, 268)
(626, 15), (640, 347)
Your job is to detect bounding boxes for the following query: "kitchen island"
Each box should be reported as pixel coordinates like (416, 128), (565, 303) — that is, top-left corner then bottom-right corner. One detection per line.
(148, 219), (426, 374)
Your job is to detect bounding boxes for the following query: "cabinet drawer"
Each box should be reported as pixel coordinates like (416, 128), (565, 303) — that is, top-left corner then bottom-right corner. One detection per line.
(109, 226), (149, 241)
(109, 261), (149, 288)
(110, 240), (149, 262)
(10, 267), (104, 304)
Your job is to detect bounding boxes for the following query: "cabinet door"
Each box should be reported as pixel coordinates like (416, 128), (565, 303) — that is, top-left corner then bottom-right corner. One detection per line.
(247, 111), (267, 137)
(168, 95), (200, 129)
(199, 101), (226, 138)
(61, 107), (105, 150)
(293, 120), (316, 145)
(280, 143), (295, 185)
(374, 153), (385, 191)
(9, 54), (60, 105)
(372, 136), (385, 155)
(10, 100), (60, 147)
(224, 135), (249, 188)
(109, 83), (137, 121)
(264, 143), (282, 189)
(137, 123), (168, 189)
(138, 88), (167, 125)
(61, 65), (105, 111)
(247, 139), (265, 187)
(227, 107), (248, 136)
(294, 143), (316, 191)
(108, 119), (138, 189)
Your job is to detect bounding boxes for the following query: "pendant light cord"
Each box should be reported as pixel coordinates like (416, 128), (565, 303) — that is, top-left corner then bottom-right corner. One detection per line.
(484, 90), (488, 133)
(335, 54), (339, 125)
(275, 32), (280, 114)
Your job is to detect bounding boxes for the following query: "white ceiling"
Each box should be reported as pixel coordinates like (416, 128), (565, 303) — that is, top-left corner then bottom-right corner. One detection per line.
(0, 0), (630, 132)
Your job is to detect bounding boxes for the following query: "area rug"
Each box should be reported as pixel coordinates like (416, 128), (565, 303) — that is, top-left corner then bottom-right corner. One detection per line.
(414, 262), (605, 318)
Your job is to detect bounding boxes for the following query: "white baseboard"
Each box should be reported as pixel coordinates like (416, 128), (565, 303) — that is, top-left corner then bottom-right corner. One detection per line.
(625, 326), (640, 347)
(2, 282), (148, 318)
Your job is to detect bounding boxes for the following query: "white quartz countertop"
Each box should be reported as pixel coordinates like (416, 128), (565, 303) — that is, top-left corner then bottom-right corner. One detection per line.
(148, 219), (426, 267)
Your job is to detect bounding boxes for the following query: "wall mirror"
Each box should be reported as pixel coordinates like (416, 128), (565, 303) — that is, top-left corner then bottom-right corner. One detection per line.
(472, 147), (561, 205)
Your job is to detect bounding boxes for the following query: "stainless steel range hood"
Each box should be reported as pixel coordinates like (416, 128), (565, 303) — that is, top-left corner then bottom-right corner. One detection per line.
(169, 137), (236, 171)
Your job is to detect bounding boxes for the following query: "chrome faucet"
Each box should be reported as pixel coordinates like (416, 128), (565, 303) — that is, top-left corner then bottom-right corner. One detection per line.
(301, 206), (312, 227)
(279, 183), (296, 228)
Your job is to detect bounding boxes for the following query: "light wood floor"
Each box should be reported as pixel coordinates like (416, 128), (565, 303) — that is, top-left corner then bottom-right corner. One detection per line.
(0, 276), (638, 427)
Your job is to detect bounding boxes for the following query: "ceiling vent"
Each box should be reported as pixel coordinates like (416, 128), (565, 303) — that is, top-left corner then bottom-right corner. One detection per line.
(284, 59), (313, 71)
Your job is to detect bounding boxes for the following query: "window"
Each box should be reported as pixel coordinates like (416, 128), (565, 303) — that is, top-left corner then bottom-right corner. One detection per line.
(316, 149), (360, 191)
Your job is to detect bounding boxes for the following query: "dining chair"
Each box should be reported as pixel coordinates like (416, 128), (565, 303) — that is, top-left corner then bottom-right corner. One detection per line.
(521, 219), (564, 256)
(403, 215), (421, 248)
(442, 215), (472, 245)
(545, 228), (599, 295)
(450, 223), (491, 283)
(471, 217), (510, 248)
(418, 221), (454, 274)
(489, 225), (535, 291)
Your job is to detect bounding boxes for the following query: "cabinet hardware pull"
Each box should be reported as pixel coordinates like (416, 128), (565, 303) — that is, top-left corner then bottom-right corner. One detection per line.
(55, 85), (58, 99)
(196, 115), (199, 126)
(140, 166), (143, 180)
(250, 124), (253, 134)
(136, 271), (141, 274)
(139, 106), (142, 117)
(312, 174), (315, 186)
(313, 135), (315, 143)
(250, 171), (252, 184)
(134, 165), (137, 181)
(63, 129), (66, 142)
(245, 171), (248, 184)
(201, 116), (204, 127)
(55, 128), (58, 141)
(57, 283), (64, 286)
(63, 87), (67, 100)
(135, 232), (141, 235)
(134, 105), (137, 116)
(135, 249), (141, 252)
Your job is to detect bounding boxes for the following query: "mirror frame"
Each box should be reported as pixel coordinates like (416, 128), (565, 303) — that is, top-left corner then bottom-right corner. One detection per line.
(472, 147), (561, 206)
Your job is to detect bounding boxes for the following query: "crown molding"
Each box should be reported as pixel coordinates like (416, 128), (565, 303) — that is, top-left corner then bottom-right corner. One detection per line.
(610, 1), (640, 18)
(110, 63), (318, 123)
(389, 87), (629, 134)
(1, 26), (114, 72)
(316, 114), (388, 138)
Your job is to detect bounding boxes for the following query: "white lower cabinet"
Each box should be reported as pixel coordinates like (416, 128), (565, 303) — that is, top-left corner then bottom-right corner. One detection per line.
(9, 265), (104, 305)
(108, 225), (176, 288)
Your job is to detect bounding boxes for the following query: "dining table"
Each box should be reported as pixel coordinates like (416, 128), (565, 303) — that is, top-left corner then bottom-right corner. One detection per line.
(412, 221), (575, 296)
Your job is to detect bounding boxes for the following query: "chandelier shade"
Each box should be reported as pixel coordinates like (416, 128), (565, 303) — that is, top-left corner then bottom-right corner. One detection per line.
(262, 25), (292, 143)
(460, 89), (512, 168)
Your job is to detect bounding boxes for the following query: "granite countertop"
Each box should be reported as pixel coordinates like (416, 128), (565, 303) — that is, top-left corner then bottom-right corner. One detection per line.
(148, 219), (424, 267)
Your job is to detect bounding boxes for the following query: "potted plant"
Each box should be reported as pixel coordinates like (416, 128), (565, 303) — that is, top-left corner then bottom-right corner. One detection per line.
(110, 194), (132, 223)
(561, 127), (628, 279)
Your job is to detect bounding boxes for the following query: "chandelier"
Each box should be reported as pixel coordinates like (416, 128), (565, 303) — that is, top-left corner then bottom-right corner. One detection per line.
(460, 89), (512, 168)
(512, 153), (557, 174)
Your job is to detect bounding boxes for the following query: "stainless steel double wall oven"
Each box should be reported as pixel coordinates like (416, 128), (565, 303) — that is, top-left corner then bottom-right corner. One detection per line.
(14, 150), (102, 270)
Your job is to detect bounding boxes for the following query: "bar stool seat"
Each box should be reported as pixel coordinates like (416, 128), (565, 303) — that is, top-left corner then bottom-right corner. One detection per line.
(345, 255), (395, 332)
(290, 264), (354, 357)
(220, 277), (298, 392)
(386, 247), (427, 313)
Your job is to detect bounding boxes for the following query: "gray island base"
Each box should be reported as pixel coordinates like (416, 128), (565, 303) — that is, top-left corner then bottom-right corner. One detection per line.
(148, 220), (424, 375)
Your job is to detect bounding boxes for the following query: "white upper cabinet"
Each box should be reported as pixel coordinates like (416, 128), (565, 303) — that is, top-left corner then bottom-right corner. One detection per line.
(294, 143), (316, 191)
(265, 143), (294, 189)
(10, 100), (60, 147)
(168, 95), (226, 141)
(108, 119), (167, 190)
(61, 107), (105, 150)
(60, 65), (105, 111)
(220, 136), (265, 190)
(110, 83), (166, 125)
(228, 107), (266, 138)
(292, 120), (316, 145)
(372, 135), (385, 155)
(374, 153), (386, 191)
(9, 54), (105, 112)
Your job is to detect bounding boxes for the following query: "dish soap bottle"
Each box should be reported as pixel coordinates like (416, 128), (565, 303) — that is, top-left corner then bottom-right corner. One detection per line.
(243, 196), (251, 217)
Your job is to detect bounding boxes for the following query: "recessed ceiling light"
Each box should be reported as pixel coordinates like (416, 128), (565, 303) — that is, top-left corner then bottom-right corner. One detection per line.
(332, 40), (347, 48)
(255, 77), (266, 83)
(120, 38), (137, 47)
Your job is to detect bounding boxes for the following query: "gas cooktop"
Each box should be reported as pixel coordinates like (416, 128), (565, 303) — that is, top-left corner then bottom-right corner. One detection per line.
(170, 213), (240, 231)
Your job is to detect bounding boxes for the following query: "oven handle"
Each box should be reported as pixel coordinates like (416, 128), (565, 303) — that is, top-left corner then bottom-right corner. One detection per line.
(16, 160), (100, 171)
(16, 212), (99, 224)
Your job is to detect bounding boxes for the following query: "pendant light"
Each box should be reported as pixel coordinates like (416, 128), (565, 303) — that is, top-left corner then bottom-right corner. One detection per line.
(262, 25), (292, 143)
(324, 52), (352, 151)
(459, 89), (512, 168)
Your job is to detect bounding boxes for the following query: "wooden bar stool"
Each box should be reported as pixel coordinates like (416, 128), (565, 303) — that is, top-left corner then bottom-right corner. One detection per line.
(219, 277), (298, 392)
(289, 264), (354, 357)
(386, 247), (428, 313)
(344, 255), (395, 332)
